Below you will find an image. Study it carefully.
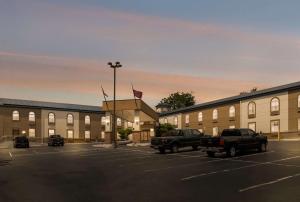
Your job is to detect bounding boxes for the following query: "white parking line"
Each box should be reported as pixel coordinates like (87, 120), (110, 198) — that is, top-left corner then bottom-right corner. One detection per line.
(9, 152), (13, 158)
(239, 173), (300, 192)
(181, 154), (300, 181)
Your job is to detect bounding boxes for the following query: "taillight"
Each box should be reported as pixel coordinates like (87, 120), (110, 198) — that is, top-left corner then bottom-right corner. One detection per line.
(219, 139), (225, 146)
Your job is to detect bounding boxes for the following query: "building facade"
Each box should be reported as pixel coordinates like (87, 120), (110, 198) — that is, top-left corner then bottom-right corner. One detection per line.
(159, 81), (300, 139)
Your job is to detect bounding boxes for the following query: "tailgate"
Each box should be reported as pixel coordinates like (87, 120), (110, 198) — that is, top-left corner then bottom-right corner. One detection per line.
(201, 137), (221, 147)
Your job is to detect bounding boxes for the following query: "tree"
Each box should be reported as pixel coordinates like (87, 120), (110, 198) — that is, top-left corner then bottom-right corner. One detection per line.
(155, 123), (175, 137)
(118, 128), (133, 140)
(159, 92), (195, 110)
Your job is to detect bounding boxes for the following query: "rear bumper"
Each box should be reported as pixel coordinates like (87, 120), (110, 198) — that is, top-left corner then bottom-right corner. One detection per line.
(150, 144), (171, 150)
(203, 147), (225, 153)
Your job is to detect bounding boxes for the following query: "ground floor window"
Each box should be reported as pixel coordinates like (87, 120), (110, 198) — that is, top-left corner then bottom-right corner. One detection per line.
(48, 129), (55, 136)
(101, 131), (105, 139)
(271, 120), (280, 133)
(85, 130), (91, 139)
(213, 127), (218, 136)
(229, 125), (235, 129)
(298, 119), (300, 131)
(198, 129), (203, 133)
(67, 130), (74, 139)
(248, 122), (256, 132)
(29, 128), (35, 137)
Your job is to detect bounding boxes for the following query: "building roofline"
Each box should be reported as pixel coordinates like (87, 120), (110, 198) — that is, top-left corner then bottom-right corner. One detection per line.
(0, 98), (103, 113)
(160, 81), (300, 116)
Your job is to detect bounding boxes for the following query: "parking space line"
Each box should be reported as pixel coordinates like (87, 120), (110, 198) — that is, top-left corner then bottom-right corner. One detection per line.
(9, 152), (13, 158)
(181, 154), (300, 181)
(239, 173), (300, 192)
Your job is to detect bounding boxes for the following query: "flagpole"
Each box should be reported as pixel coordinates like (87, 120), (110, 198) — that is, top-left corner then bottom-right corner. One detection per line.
(131, 83), (138, 108)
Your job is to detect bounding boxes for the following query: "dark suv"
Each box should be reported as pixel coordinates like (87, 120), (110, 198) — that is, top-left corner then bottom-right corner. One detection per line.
(14, 136), (30, 148)
(48, 135), (64, 146)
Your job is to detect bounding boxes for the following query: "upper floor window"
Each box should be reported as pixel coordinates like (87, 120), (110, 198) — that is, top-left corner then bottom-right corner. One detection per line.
(117, 118), (122, 126)
(12, 111), (20, 121)
(248, 102), (256, 117)
(229, 106), (235, 118)
(213, 109), (218, 120)
(213, 127), (218, 136)
(67, 114), (74, 125)
(101, 117), (106, 125)
(298, 95), (300, 108)
(198, 112), (203, 122)
(48, 113), (55, 124)
(270, 98), (280, 113)
(29, 112), (35, 122)
(185, 114), (190, 124)
(85, 115), (91, 125)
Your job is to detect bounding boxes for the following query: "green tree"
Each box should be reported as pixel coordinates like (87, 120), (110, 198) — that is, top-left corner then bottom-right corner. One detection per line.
(118, 128), (133, 140)
(155, 123), (175, 137)
(159, 92), (195, 110)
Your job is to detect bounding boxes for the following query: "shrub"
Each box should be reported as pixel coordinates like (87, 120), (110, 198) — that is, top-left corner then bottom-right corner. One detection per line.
(118, 128), (133, 140)
(155, 123), (175, 137)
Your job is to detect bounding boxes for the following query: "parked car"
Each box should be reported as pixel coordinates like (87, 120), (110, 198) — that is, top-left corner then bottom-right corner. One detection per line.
(151, 129), (204, 153)
(48, 135), (64, 146)
(14, 136), (29, 148)
(201, 128), (268, 157)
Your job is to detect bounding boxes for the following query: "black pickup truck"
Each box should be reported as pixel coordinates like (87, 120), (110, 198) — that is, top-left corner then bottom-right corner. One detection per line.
(151, 129), (204, 153)
(201, 128), (268, 157)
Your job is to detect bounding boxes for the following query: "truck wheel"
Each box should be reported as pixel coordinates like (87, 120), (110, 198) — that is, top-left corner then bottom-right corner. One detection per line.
(171, 144), (179, 153)
(259, 143), (267, 152)
(207, 151), (215, 157)
(192, 145), (198, 150)
(159, 148), (165, 154)
(227, 146), (237, 157)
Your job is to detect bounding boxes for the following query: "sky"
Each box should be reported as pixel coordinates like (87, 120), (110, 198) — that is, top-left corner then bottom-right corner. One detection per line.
(1, 0), (300, 107)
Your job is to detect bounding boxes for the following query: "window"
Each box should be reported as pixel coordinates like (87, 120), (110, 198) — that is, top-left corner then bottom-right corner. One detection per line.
(12, 111), (19, 121)
(198, 112), (203, 122)
(164, 118), (168, 124)
(248, 102), (256, 117)
(67, 114), (74, 125)
(29, 129), (35, 137)
(248, 122), (256, 132)
(213, 109), (218, 120)
(48, 113), (55, 124)
(213, 127), (218, 136)
(298, 118), (300, 131)
(229, 125), (235, 129)
(117, 118), (122, 126)
(271, 97), (280, 113)
(198, 129), (203, 133)
(85, 115), (91, 125)
(67, 130), (74, 139)
(101, 117), (106, 125)
(298, 95), (300, 108)
(185, 115), (190, 125)
(85, 130), (91, 139)
(48, 129), (55, 136)
(174, 116), (178, 126)
(29, 112), (35, 122)
(229, 106), (235, 118)
(271, 120), (280, 133)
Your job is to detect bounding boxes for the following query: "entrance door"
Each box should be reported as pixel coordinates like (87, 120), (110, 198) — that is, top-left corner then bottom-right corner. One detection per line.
(140, 131), (150, 142)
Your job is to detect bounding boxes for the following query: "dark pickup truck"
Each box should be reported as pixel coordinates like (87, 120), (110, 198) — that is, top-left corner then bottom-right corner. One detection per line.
(201, 128), (268, 157)
(151, 129), (204, 153)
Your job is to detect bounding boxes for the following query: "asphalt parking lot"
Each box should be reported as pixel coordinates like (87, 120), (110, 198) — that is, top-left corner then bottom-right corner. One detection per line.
(1, 141), (300, 202)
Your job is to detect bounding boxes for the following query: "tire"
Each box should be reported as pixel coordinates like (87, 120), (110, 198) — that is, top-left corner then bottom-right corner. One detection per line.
(227, 145), (237, 157)
(171, 144), (179, 153)
(159, 148), (165, 154)
(207, 151), (215, 157)
(259, 142), (267, 152)
(192, 145), (198, 150)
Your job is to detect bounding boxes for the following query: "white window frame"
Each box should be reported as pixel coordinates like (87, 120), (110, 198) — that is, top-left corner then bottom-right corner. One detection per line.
(85, 130), (91, 139)
(48, 129), (55, 136)
(67, 114), (74, 125)
(298, 95), (300, 108)
(271, 98), (280, 112)
(271, 120), (280, 133)
(12, 111), (20, 121)
(117, 118), (122, 126)
(85, 115), (91, 125)
(213, 127), (218, 136)
(229, 106), (235, 118)
(248, 102), (256, 116)
(29, 112), (35, 122)
(213, 109), (218, 120)
(198, 112), (203, 122)
(67, 130), (74, 139)
(29, 128), (35, 137)
(185, 114), (190, 124)
(48, 113), (55, 124)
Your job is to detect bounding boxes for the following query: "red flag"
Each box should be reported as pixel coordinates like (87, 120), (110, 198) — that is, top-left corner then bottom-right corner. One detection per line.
(133, 89), (143, 99)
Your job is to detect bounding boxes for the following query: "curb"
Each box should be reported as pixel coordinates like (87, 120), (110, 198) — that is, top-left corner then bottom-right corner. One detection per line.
(268, 139), (300, 142)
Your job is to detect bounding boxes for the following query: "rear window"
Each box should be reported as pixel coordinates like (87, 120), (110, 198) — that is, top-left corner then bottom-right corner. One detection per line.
(221, 129), (240, 137)
(162, 130), (181, 137)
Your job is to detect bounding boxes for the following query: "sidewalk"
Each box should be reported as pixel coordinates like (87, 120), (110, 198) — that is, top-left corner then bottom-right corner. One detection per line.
(269, 138), (300, 141)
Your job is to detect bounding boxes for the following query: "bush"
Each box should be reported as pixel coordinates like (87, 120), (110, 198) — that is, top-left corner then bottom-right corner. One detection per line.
(118, 128), (133, 140)
(155, 123), (175, 137)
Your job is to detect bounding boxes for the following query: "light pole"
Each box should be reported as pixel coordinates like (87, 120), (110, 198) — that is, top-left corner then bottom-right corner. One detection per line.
(108, 61), (122, 148)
